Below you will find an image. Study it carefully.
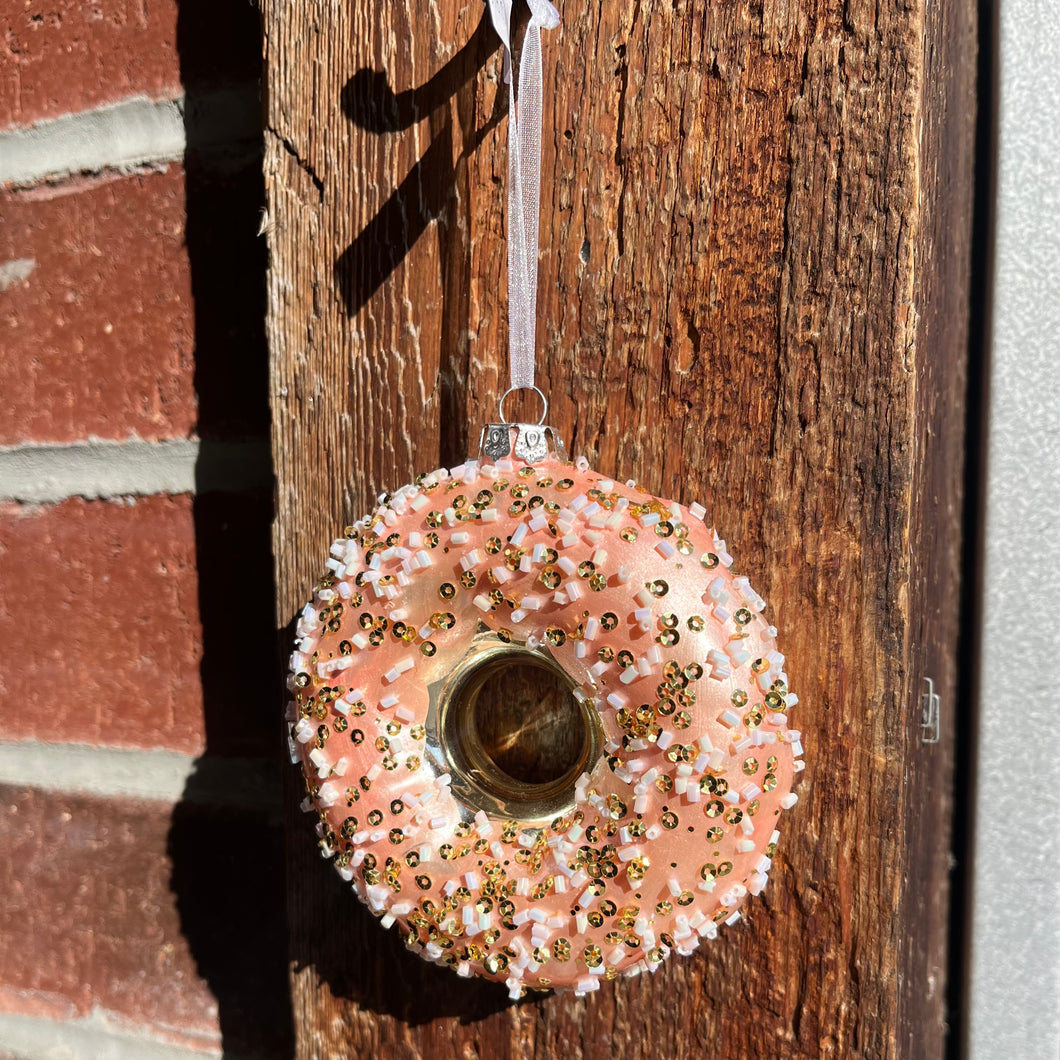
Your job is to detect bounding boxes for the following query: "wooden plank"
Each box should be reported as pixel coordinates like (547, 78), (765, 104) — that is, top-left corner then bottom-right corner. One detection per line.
(263, 1), (976, 1056)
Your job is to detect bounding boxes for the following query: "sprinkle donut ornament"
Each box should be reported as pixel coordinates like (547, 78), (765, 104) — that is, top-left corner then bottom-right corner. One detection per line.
(286, 422), (803, 997)
(288, 2), (803, 998)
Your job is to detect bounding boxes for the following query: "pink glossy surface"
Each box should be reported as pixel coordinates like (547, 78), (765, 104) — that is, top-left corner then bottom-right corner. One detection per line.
(287, 456), (802, 996)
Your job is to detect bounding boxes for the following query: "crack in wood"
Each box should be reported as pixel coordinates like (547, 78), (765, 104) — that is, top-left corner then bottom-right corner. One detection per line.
(276, 131), (324, 199)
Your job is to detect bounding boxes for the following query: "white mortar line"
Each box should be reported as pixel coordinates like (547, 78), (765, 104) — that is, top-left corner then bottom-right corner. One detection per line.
(0, 438), (270, 502)
(0, 740), (281, 810)
(0, 1008), (220, 1060)
(0, 256), (36, 290)
(0, 96), (186, 186)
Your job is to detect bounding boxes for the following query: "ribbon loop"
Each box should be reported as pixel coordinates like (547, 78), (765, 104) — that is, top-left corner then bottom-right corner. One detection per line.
(488, 0), (560, 402)
(527, 0), (561, 32)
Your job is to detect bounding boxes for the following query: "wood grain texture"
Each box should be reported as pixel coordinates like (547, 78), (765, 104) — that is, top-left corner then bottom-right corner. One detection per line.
(263, 1), (976, 1056)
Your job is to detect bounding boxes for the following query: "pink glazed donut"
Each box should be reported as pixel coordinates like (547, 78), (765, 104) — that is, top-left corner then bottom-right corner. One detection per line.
(286, 453), (803, 997)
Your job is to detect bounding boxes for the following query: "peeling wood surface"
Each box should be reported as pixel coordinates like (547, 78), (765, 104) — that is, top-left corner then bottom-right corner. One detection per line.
(263, 1), (976, 1056)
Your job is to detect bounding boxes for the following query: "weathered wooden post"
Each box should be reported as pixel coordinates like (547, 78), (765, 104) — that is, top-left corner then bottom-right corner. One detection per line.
(263, 1), (975, 1055)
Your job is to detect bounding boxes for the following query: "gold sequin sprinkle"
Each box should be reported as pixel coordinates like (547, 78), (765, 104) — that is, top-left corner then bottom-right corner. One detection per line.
(625, 856), (648, 882)
(540, 568), (561, 589)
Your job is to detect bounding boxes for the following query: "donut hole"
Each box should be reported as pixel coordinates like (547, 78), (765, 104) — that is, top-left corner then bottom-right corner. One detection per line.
(470, 659), (586, 786)
(437, 645), (603, 822)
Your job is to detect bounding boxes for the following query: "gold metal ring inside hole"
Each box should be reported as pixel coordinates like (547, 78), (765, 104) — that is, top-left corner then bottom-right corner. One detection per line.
(428, 632), (602, 825)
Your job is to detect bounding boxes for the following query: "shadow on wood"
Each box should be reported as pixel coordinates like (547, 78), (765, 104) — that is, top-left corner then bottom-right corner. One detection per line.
(334, 12), (504, 319)
(341, 12), (495, 134)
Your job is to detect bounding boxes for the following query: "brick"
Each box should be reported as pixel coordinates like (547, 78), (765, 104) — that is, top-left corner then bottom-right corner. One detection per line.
(0, 785), (291, 1057)
(0, 0), (260, 131)
(0, 163), (267, 444)
(0, 492), (276, 757)
(0, 167), (193, 443)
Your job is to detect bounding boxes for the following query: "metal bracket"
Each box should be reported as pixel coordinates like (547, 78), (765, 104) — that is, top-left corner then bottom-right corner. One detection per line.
(478, 422), (567, 464)
(920, 676), (941, 744)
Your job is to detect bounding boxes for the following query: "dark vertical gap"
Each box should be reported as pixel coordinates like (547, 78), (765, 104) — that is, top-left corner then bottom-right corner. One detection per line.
(945, 0), (998, 1054)
(167, 2), (294, 1056)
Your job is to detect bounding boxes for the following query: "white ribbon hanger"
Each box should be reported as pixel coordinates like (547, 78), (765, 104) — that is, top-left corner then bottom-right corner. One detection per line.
(487, 0), (561, 407)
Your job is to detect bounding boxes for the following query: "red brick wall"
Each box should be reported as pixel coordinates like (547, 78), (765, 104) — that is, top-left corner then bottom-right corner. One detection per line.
(0, 4), (290, 1056)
